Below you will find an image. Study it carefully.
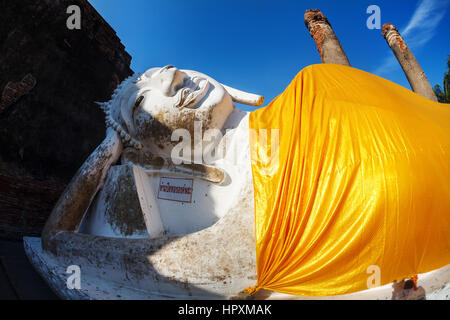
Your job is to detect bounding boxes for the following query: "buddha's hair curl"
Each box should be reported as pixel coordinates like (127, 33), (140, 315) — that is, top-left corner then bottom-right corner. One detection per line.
(96, 73), (144, 150)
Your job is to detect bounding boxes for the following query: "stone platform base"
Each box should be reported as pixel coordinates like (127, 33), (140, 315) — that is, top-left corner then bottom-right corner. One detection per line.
(24, 237), (169, 300)
(24, 237), (450, 300)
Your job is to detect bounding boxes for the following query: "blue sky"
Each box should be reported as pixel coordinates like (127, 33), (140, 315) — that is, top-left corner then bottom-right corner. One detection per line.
(89, 0), (449, 110)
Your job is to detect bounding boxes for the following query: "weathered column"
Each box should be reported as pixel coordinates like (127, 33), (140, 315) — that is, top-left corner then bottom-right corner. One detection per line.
(382, 23), (437, 101)
(304, 9), (350, 66)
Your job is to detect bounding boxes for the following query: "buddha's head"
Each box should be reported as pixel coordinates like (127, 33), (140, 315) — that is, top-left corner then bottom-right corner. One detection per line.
(98, 65), (263, 162)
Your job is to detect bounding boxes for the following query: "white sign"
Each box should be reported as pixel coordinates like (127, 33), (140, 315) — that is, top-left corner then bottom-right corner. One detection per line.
(158, 177), (194, 203)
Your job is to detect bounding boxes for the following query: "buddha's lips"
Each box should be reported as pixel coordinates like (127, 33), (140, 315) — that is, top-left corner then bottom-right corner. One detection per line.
(177, 78), (210, 109)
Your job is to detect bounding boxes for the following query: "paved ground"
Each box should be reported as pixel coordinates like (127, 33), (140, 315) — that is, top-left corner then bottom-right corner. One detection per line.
(0, 239), (58, 300)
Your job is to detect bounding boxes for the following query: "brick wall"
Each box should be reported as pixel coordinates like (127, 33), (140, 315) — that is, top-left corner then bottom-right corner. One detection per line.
(0, 0), (133, 239)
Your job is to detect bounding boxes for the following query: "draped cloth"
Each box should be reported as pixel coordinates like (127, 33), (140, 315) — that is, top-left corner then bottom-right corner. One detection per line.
(248, 64), (450, 296)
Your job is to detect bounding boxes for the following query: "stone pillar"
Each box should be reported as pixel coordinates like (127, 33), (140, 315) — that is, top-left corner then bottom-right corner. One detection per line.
(382, 23), (437, 102)
(304, 9), (350, 66)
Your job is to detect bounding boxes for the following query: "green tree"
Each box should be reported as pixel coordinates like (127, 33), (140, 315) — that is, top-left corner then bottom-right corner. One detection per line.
(434, 55), (450, 103)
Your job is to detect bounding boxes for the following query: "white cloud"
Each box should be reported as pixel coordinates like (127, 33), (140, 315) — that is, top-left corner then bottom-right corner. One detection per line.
(373, 0), (448, 76)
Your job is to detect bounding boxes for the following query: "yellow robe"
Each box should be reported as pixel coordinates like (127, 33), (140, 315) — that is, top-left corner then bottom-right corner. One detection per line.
(249, 64), (450, 296)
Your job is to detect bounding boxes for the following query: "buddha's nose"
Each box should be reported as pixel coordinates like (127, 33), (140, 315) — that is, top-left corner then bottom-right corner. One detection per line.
(160, 65), (175, 73)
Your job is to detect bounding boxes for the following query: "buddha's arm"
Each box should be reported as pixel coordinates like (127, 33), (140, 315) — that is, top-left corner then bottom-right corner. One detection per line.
(42, 128), (123, 252)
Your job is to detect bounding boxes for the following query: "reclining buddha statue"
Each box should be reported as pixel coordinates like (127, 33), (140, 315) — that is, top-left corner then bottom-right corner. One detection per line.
(25, 10), (449, 300)
(36, 65), (264, 299)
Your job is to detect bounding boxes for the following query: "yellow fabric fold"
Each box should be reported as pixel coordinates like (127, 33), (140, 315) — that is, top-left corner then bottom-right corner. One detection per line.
(249, 64), (450, 296)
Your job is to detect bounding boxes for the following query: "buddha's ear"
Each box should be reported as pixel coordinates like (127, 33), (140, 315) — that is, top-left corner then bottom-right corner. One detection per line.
(222, 84), (264, 107)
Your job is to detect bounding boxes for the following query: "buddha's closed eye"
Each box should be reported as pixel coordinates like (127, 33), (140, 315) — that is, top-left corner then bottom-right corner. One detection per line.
(132, 95), (145, 118)
(135, 95), (144, 108)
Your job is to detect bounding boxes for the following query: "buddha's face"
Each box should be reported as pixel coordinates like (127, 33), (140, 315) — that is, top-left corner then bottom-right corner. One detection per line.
(125, 65), (234, 153)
